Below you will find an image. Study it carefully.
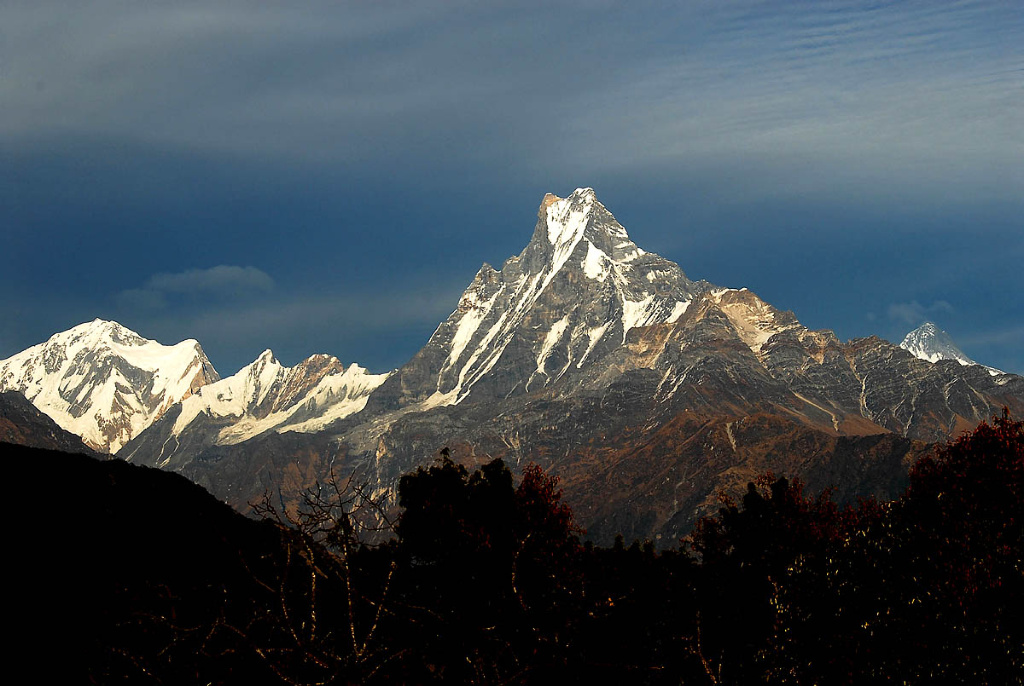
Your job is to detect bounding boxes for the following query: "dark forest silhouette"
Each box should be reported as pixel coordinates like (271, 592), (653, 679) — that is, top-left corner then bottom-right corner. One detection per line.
(12, 410), (1023, 684)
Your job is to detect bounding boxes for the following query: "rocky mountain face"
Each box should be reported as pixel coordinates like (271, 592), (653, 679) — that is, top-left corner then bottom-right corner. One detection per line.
(121, 350), (390, 470)
(0, 320), (219, 453)
(6, 190), (1023, 543)
(110, 189), (1024, 543)
(348, 287), (1019, 543)
(365, 189), (700, 413)
(901, 322), (1003, 375)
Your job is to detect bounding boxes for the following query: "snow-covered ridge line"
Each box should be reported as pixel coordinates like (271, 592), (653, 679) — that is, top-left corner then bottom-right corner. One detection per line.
(0, 319), (219, 452)
(411, 187), (699, 408)
(1, 318), (393, 454)
(169, 349), (392, 446)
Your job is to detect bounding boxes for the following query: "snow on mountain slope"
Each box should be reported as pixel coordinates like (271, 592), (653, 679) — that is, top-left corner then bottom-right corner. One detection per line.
(0, 319), (219, 452)
(94, 188), (1024, 545)
(900, 322), (1002, 375)
(164, 350), (390, 449)
(371, 188), (705, 411)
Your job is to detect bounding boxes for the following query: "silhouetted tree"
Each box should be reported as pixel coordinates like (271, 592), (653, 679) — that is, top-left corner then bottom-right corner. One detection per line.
(246, 471), (399, 684)
(695, 411), (1024, 685)
(845, 409), (1024, 683)
(389, 455), (583, 683)
(687, 473), (844, 682)
(58, 411), (1021, 685)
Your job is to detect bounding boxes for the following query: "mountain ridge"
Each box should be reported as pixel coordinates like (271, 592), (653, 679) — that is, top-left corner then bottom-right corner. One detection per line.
(114, 189), (1022, 542)
(3, 190), (1022, 543)
(119, 348), (390, 469)
(363, 187), (704, 414)
(0, 319), (219, 452)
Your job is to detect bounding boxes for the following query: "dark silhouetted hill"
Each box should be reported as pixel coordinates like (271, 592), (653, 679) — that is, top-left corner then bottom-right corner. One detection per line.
(0, 390), (97, 454)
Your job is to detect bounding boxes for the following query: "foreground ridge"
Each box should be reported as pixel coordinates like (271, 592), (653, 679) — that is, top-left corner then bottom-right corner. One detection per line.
(18, 414), (1022, 682)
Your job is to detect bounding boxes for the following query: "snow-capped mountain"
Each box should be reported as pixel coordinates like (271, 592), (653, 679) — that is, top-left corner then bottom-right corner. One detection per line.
(306, 190), (1024, 539)
(900, 322), (1003, 375)
(0, 319), (218, 453)
(120, 349), (390, 469)
(366, 188), (704, 411)
(7, 190), (1024, 545)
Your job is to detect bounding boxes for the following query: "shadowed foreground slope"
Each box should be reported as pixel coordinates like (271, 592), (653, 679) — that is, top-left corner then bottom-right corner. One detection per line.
(10, 411), (1022, 683)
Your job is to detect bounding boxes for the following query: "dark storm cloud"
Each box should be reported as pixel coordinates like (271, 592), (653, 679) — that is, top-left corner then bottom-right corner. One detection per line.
(2, 1), (1022, 374)
(8, 1), (1017, 185)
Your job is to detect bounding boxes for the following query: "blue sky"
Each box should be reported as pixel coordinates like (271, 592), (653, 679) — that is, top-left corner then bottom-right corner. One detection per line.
(2, 1), (1022, 375)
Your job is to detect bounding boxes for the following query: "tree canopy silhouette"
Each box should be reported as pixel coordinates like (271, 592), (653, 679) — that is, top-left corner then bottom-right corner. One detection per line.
(15, 411), (1021, 684)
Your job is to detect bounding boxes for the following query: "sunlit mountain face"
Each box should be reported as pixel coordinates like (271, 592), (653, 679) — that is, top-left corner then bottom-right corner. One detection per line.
(7, 190), (1018, 544)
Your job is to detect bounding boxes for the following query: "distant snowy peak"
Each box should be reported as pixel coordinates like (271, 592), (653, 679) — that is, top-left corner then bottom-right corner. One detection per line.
(900, 322), (1002, 376)
(0, 319), (219, 452)
(165, 350), (391, 448)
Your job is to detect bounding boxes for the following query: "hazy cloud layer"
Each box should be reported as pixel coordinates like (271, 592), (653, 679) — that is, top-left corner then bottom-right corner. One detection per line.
(2, 2), (1021, 375)
(887, 300), (955, 326)
(146, 266), (274, 296)
(117, 266), (274, 309)
(5, 2), (1020, 194)
(125, 283), (466, 374)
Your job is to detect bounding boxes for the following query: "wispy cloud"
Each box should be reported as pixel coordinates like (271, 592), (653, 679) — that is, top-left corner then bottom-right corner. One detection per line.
(117, 265), (274, 309)
(960, 325), (1024, 349)
(559, 2), (1023, 203)
(146, 266), (274, 296)
(6, 1), (1019, 196)
(887, 300), (954, 326)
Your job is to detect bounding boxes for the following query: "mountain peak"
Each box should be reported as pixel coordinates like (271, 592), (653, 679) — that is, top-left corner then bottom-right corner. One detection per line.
(533, 187), (644, 268)
(366, 188), (699, 410)
(57, 318), (143, 348)
(0, 320), (219, 452)
(538, 187), (595, 213)
(900, 322), (1002, 375)
(82, 317), (114, 330)
(901, 322), (967, 364)
(910, 321), (940, 337)
(539, 192), (561, 214)
(254, 349), (279, 366)
(542, 189), (596, 250)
